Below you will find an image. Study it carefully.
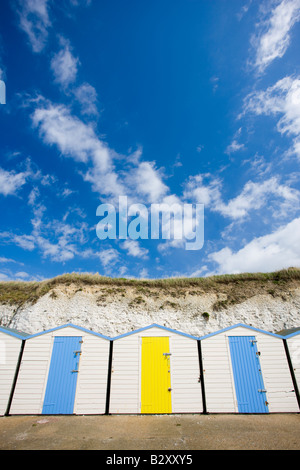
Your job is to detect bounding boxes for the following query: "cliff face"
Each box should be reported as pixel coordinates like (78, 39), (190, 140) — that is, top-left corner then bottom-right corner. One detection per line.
(1, 271), (300, 337)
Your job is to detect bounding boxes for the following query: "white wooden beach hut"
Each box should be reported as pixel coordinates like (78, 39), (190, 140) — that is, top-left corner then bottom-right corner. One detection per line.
(277, 327), (300, 410)
(0, 326), (29, 416)
(200, 323), (299, 414)
(10, 324), (111, 415)
(108, 324), (203, 414)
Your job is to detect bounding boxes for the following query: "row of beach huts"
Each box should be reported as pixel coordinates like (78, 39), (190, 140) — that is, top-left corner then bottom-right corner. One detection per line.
(0, 322), (299, 416)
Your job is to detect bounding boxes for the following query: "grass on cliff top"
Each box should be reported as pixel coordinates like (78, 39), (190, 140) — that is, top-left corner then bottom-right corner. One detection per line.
(0, 267), (300, 306)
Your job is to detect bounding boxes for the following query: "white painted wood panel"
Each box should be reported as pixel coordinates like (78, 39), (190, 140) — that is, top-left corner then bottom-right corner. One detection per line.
(285, 334), (300, 406)
(201, 334), (237, 412)
(10, 335), (52, 414)
(74, 336), (110, 415)
(10, 327), (110, 415)
(0, 332), (23, 416)
(110, 327), (202, 414)
(201, 326), (299, 413)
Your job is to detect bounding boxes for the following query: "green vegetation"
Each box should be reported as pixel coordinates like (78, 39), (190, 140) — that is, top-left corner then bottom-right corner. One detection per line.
(0, 268), (299, 307)
(129, 296), (146, 307)
(159, 301), (178, 309)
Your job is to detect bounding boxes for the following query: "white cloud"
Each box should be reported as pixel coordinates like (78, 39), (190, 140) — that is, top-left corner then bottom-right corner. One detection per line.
(13, 235), (36, 251)
(139, 268), (149, 278)
(32, 101), (110, 168)
(28, 187), (40, 206)
(183, 174), (222, 207)
(0, 168), (28, 196)
(99, 248), (119, 267)
(225, 128), (245, 155)
(2, 199), (89, 263)
(30, 216), (89, 262)
(35, 235), (76, 262)
(0, 272), (10, 281)
(51, 39), (80, 88)
(0, 51), (5, 80)
(183, 172), (299, 221)
(17, 0), (51, 53)
(15, 272), (30, 279)
(73, 83), (98, 116)
(15, 0), (91, 53)
(243, 76), (300, 159)
(128, 161), (169, 203)
(61, 188), (74, 198)
(209, 217), (300, 274)
(31, 98), (170, 204)
(121, 240), (149, 259)
(225, 140), (245, 155)
(237, 0), (253, 20)
(80, 247), (120, 270)
(217, 177), (299, 219)
(0, 257), (20, 264)
(252, 0), (300, 73)
(68, 0), (92, 6)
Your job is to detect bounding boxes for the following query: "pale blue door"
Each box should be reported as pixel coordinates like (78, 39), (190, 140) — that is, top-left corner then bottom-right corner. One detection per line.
(229, 336), (269, 413)
(42, 336), (82, 414)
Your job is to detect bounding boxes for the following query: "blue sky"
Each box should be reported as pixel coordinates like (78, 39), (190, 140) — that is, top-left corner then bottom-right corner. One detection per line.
(0, 0), (300, 281)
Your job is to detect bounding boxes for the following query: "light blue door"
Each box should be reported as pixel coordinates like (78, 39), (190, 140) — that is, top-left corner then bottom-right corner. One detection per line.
(42, 336), (82, 414)
(229, 336), (269, 413)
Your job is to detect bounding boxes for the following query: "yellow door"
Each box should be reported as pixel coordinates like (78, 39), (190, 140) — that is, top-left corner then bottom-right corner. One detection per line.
(141, 337), (172, 414)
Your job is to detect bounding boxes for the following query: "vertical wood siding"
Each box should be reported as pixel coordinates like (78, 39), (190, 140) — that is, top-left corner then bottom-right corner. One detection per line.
(286, 335), (300, 399)
(201, 334), (237, 412)
(0, 332), (23, 416)
(201, 326), (299, 413)
(74, 335), (110, 415)
(10, 327), (110, 415)
(110, 327), (202, 414)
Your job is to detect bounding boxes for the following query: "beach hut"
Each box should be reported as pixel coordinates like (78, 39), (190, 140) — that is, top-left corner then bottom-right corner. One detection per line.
(277, 327), (300, 410)
(200, 323), (299, 414)
(0, 326), (29, 416)
(108, 324), (203, 414)
(9, 324), (111, 415)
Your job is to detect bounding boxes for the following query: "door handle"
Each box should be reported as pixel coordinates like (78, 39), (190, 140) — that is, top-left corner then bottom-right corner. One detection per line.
(71, 370), (79, 373)
(258, 389), (267, 393)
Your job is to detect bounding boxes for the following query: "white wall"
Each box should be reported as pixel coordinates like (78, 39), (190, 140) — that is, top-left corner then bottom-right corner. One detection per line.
(10, 326), (110, 415)
(74, 334), (110, 415)
(201, 326), (299, 413)
(201, 332), (236, 413)
(0, 332), (23, 416)
(286, 334), (300, 400)
(109, 327), (202, 414)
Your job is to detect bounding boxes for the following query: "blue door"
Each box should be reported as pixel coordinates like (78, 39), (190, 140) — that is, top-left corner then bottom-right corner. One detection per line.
(42, 336), (82, 414)
(229, 336), (269, 413)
